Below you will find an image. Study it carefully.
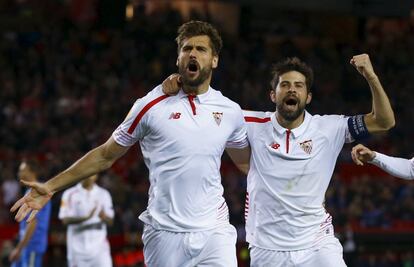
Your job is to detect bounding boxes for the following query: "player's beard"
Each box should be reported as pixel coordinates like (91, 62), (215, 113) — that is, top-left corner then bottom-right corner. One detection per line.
(276, 97), (306, 122)
(178, 61), (212, 89)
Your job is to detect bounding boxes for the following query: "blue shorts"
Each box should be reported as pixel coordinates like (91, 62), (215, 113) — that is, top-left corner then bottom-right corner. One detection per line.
(11, 250), (44, 267)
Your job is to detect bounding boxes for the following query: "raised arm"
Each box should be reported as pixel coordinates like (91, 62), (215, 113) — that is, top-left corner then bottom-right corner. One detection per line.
(350, 54), (395, 133)
(351, 144), (414, 180)
(11, 137), (129, 222)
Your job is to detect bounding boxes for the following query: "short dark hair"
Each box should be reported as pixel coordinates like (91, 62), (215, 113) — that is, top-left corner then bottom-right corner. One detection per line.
(270, 57), (314, 91)
(176, 20), (223, 56)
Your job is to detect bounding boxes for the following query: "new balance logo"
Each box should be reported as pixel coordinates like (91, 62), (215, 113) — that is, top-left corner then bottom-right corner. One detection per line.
(169, 112), (181, 119)
(270, 142), (280, 150)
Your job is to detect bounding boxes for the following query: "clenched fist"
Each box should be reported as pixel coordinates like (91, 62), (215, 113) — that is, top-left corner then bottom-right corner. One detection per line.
(350, 54), (377, 80)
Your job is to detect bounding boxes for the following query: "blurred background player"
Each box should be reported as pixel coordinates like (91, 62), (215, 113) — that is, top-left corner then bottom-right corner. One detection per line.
(351, 144), (414, 179)
(58, 174), (114, 267)
(9, 159), (51, 267)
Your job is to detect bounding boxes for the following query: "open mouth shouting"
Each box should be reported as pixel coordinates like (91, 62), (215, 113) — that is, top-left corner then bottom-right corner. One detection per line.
(283, 95), (299, 112)
(186, 60), (200, 77)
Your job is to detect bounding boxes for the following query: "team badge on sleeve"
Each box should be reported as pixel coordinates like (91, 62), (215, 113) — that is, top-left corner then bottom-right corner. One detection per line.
(212, 112), (223, 125)
(300, 140), (313, 154)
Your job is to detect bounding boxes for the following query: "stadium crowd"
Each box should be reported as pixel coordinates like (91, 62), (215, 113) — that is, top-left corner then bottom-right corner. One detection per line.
(1, 2), (414, 266)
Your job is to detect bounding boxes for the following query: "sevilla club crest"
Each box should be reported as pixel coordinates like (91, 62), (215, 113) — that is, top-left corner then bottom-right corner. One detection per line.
(300, 140), (312, 154)
(212, 112), (223, 126)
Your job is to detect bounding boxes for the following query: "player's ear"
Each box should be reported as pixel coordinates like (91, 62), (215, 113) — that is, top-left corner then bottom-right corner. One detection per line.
(176, 57), (179, 67)
(270, 89), (277, 104)
(212, 55), (218, 69)
(306, 92), (312, 105)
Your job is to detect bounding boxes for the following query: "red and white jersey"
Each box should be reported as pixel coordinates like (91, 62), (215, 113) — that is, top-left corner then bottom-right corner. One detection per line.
(244, 110), (353, 250)
(112, 85), (248, 232)
(58, 183), (114, 260)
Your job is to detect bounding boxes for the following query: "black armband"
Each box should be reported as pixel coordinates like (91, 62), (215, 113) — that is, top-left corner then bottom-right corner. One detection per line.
(347, 115), (370, 140)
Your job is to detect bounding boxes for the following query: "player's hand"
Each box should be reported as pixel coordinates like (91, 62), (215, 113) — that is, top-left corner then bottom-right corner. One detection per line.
(10, 181), (53, 222)
(8, 247), (21, 262)
(351, 144), (376, 166)
(350, 54), (376, 80)
(98, 209), (105, 219)
(162, 74), (182, 95)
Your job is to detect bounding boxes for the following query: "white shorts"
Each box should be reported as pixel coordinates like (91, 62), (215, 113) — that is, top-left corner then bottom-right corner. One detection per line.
(250, 236), (347, 267)
(142, 223), (237, 267)
(68, 240), (112, 267)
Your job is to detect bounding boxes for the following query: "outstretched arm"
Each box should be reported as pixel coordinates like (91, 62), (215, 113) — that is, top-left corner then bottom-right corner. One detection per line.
(11, 137), (129, 222)
(351, 144), (414, 179)
(350, 54), (395, 133)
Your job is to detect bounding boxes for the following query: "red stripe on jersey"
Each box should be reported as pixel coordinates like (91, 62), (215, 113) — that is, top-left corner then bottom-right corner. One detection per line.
(127, 94), (170, 134)
(244, 116), (271, 123)
(244, 192), (249, 221)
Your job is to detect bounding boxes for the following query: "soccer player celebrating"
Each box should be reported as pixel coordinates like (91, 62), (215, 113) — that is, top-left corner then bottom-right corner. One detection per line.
(243, 55), (394, 266)
(11, 21), (249, 267)
(162, 54), (395, 266)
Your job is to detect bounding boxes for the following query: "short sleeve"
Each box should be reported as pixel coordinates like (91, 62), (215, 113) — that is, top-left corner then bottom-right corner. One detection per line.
(112, 85), (168, 147)
(58, 190), (75, 219)
(316, 114), (353, 153)
(226, 107), (249, 149)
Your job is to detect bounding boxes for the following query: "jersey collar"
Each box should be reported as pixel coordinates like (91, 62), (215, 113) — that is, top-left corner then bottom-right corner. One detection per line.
(176, 86), (212, 104)
(271, 110), (312, 138)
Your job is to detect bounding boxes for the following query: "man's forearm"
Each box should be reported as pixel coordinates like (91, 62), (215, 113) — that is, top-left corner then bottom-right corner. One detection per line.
(17, 219), (37, 250)
(62, 216), (90, 225)
(47, 145), (116, 193)
(365, 74), (395, 131)
(226, 146), (251, 175)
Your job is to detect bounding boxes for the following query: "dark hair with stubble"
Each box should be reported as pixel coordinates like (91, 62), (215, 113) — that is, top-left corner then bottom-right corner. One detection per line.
(176, 20), (223, 56)
(270, 57), (314, 92)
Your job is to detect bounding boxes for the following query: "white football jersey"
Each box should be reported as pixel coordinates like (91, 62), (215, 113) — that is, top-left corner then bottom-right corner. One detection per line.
(59, 183), (114, 260)
(244, 110), (353, 250)
(112, 85), (248, 232)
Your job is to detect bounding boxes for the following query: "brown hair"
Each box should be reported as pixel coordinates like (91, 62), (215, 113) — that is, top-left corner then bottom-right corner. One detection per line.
(176, 20), (223, 56)
(270, 57), (314, 91)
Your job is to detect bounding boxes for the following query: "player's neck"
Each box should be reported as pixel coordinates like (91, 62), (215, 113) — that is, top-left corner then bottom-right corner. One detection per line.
(182, 80), (210, 95)
(275, 112), (305, 130)
(82, 184), (94, 191)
